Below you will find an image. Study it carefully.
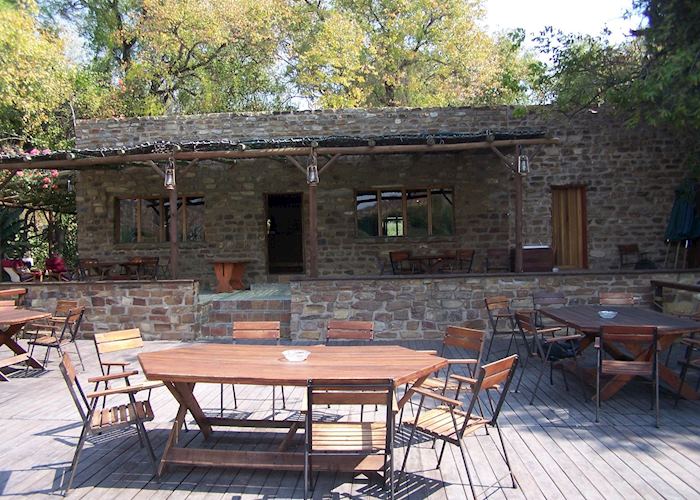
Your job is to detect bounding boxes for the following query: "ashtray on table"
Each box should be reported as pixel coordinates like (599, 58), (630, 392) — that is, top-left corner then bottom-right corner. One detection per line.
(282, 349), (310, 362)
(598, 310), (618, 319)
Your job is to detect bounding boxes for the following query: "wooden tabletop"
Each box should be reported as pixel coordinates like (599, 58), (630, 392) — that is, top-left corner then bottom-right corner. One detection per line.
(540, 305), (700, 335)
(0, 308), (51, 326)
(139, 344), (447, 387)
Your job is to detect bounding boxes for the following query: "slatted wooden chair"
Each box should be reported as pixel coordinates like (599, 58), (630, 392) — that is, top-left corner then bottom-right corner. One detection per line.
(222, 321), (286, 417)
(78, 258), (102, 280)
(532, 290), (568, 327)
(26, 300), (85, 369)
(483, 295), (518, 360)
(59, 352), (157, 493)
(389, 251), (417, 274)
(0, 299), (16, 308)
(400, 354), (519, 499)
(93, 328), (164, 398)
(599, 292), (635, 305)
(514, 310), (585, 403)
(596, 325), (660, 427)
(304, 378), (395, 499)
(675, 337), (700, 406)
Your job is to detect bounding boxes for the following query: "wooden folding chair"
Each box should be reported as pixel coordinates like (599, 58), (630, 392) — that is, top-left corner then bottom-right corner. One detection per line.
(514, 310), (585, 403)
(675, 337), (700, 406)
(388, 251), (417, 274)
(305, 379), (395, 499)
(59, 353), (157, 493)
(26, 301), (85, 369)
(221, 321), (285, 418)
(532, 290), (568, 327)
(595, 325), (660, 427)
(599, 292), (635, 305)
(483, 295), (518, 360)
(400, 354), (519, 500)
(93, 328), (164, 401)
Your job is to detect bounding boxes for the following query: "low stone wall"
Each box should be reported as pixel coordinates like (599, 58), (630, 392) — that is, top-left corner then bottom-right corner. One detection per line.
(290, 270), (700, 340)
(4, 280), (199, 340)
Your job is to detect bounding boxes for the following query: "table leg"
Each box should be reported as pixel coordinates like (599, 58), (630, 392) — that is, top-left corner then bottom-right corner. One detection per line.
(0, 325), (43, 370)
(229, 263), (246, 290)
(213, 263), (234, 293)
(159, 404), (187, 477)
(397, 374), (430, 409)
(164, 381), (213, 439)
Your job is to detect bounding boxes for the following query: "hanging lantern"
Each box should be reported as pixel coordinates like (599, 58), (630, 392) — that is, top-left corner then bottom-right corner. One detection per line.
(306, 151), (319, 185)
(517, 154), (529, 175)
(164, 157), (176, 189)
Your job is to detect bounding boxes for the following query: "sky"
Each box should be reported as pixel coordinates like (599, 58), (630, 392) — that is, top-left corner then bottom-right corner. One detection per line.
(484, 0), (644, 44)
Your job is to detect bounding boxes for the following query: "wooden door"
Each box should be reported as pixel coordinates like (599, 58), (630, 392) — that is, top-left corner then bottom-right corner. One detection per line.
(551, 186), (588, 269)
(266, 193), (304, 274)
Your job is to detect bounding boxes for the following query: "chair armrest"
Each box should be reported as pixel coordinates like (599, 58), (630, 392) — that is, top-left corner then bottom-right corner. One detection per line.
(538, 327), (563, 335)
(87, 370), (139, 383)
(544, 334), (584, 344)
(682, 338), (700, 348)
(87, 384), (151, 400)
(449, 374), (477, 385)
(447, 358), (478, 365)
(594, 337), (601, 349)
(416, 350), (438, 355)
(411, 387), (461, 407)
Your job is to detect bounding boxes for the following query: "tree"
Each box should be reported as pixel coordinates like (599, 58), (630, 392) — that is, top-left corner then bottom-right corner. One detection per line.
(285, 0), (540, 108)
(0, 1), (74, 147)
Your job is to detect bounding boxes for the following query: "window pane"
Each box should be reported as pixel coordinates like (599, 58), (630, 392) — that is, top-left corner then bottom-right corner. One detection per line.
(141, 199), (162, 242)
(407, 190), (428, 236)
(431, 189), (454, 235)
(185, 197), (205, 241)
(380, 191), (403, 237)
(118, 199), (137, 243)
(356, 192), (378, 237)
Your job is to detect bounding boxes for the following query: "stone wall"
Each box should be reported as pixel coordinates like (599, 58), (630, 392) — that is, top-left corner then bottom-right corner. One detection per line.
(75, 106), (686, 286)
(7, 280), (199, 340)
(290, 270), (700, 340)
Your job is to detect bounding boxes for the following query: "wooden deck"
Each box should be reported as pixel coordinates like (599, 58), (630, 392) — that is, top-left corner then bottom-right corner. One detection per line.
(1, 338), (699, 499)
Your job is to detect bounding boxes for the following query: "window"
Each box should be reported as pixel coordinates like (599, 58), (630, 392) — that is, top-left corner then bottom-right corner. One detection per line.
(116, 196), (205, 243)
(355, 188), (454, 237)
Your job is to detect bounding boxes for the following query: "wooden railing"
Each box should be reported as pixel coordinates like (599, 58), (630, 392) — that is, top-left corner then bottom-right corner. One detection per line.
(650, 280), (700, 312)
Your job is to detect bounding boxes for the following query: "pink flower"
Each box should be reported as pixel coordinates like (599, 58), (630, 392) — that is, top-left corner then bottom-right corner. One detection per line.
(42, 184), (49, 189)
(42, 177), (50, 184)
(16, 170), (23, 177)
(50, 169), (59, 177)
(51, 184), (58, 190)
(29, 148), (39, 155)
(41, 149), (51, 155)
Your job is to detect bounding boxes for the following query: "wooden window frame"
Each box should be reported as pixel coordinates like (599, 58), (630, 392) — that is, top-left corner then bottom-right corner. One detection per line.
(115, 195), (205, 244)
(354, 187), (454, 238)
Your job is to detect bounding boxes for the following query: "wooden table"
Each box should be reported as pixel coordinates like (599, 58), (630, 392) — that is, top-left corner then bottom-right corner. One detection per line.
(540, 305), (700, 400)
(0, 288), (27, 306)
(139, 344), (447, 475)
(406, 254), (457, 273)
(0, 308), (51, 380)
(211, 260), (252, 292)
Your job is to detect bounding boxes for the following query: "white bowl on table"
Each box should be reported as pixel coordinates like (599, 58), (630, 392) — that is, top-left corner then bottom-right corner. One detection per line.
(282, 349), (310, 362)
(598, 310), (618, 319)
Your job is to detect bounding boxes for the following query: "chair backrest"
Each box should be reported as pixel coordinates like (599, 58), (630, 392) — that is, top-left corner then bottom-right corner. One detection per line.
(78, 258), (101, 280)
(514, 310), (537, 335)
(139, 256), (159, 279)
(456, 249), (475, 272)
(94, 328), (145, 371)
(326, 320), (374, 342)
(484, 295), (511, 317)
(532, 290), (567, 308)
(55, 300), (80, 317)
(599, 325), (658, 366)
(59, 352), (89, 420)
(306, 378), (394, 451)
(486, 248), (510, 272)
(388, 251), (411, 274)
(441, 326), (485, 359)
(0, 300), (16, 308)
(461, 354), (519, 432)
(232, 321), (281, 341)
(618, 244), (640, 268)
(599, 292), (635, 305)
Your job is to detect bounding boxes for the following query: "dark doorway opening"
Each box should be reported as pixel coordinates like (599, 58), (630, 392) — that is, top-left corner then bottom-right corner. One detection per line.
(266, 193), (304, 274)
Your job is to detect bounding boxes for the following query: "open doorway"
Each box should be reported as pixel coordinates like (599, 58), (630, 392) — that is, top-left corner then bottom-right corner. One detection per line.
(266, 193), (304, 274)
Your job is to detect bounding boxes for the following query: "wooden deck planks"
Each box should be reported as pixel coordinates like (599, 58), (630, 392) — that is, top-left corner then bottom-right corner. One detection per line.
(0, 337), (698, 499)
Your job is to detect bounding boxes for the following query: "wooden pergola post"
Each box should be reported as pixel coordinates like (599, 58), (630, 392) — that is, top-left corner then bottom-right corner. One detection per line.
(307, 149), (319, 278)
(168, 183), (179, 279)
(514, 145), (524, 273)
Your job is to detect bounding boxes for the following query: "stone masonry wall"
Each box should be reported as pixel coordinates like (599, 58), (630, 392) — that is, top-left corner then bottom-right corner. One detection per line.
(7, 280), (199, 340)
(290, 270), (700, 340)
(75, 106), (686, 285)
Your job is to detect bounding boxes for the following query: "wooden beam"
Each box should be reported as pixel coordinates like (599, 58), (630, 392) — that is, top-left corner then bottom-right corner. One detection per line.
(147, 160), (165, 177)
(514, 145), (524, 273)
(308, 183), (318, 278)
(319, 154), (342, 175)
(0, 138), (560, 171)
(284, 155), (306, 175)
(489, 144), (515, 171)
(0, 171), (17, 190)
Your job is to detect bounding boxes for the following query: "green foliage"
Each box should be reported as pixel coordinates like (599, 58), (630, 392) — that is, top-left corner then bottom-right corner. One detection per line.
(287, 0), (539, 108)
(0, 207), (29, 259)
(0, 2), (74, 147)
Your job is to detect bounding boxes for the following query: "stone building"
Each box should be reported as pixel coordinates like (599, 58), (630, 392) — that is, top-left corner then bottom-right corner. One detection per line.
(73, 105), (683, 289)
